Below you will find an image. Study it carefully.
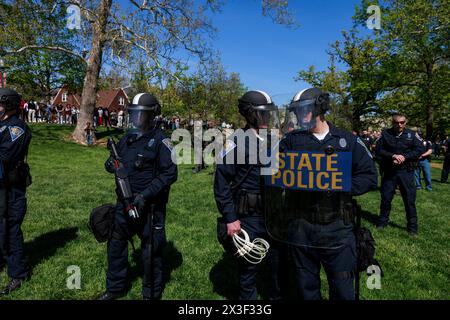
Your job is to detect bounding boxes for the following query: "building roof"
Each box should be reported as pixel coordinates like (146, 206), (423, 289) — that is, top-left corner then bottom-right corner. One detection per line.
(73, 94), (81, 105)
(53, 86), (128, 108)
(96, 88), (128, 108)
(97, 89), (120, 108)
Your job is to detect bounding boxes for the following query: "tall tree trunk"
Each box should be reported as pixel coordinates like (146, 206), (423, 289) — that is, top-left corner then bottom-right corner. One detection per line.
(426, 104), (433, 140)
(72, 0), (112, 144)
(425, 62), (434, 140)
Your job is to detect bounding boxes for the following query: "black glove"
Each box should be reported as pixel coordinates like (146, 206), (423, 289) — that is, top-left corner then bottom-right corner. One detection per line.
(133, 193), (146, 211)
(104, 156), (115, 173)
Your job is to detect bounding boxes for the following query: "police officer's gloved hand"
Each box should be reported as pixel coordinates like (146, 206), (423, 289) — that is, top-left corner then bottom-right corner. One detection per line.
(104, 156), (115, 173)
(133, 193), (146, 212)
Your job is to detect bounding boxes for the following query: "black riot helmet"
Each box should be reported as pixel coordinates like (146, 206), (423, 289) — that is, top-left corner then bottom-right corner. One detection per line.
(0, 88), (22, 117)
(238, 90), (279, 130)
(287, 88), (330, 131)
(126, 93), (161, 134)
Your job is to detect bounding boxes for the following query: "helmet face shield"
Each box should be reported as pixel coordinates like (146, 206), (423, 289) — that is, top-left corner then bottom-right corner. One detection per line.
(126, 93), (161, 134)
(287, 99), (318, 131)
(126, 106), (157, 134)
(246, 104), (280, 131)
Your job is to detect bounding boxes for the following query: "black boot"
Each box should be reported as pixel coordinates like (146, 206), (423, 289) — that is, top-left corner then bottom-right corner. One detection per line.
(0, 278), (23, 296)
(97, 291), (123, 300)
(143, 295), (161, 301)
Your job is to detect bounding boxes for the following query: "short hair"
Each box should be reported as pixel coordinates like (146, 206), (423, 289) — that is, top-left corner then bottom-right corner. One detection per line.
(392, 113), (406, 120)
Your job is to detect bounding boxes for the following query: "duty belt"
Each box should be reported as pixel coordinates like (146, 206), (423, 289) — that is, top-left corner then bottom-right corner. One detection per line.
(236, 190), (263, 216)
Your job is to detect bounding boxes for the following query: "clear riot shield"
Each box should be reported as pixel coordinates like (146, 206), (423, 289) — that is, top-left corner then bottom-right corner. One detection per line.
(271, 93), (293, 135)
(263, 149), (353, 249)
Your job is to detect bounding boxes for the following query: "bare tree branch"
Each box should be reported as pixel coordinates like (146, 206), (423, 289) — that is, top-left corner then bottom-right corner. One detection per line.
(2, 45), (87, 63)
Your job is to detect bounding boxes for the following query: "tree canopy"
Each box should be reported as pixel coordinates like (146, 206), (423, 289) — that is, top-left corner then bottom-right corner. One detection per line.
(296, 0), (449, 137)
(1, 0), (296, 143)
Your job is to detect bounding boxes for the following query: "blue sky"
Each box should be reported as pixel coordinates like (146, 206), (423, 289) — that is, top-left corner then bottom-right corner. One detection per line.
(208, 0), (363, 103)
(115, 0), (369, 103)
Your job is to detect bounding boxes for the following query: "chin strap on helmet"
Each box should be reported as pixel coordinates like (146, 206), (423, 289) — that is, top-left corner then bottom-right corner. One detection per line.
(232, 228), (270, 264)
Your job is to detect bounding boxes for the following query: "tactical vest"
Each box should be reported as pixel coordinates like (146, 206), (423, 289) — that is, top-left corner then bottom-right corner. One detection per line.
(117, 132), (169, 203)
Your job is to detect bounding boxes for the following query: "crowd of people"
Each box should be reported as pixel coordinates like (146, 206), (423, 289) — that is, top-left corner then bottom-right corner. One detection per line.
(18, 101), (81, 125)
(17, 102), (128, 129)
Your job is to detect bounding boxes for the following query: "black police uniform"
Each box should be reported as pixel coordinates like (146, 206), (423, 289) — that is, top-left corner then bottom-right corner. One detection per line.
(105, 128), (177, 299)
(0, 115), (32, 281)
(375, 128), (424, 233)
(279, 123), (377, 300)
(441, 138), (450, 183)
(361, 134), (373, 151)
(214, 128), (286, 300)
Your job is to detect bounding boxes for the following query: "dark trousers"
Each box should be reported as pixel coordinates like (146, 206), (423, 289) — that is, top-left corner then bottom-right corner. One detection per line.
(379, 169), (418, 232)
(0, 186), (28, 280)
(106, 202), (167, 299)
(441, 155), (450, 183)
(238, 215), (287, 300)
(289, 233), (356, 300)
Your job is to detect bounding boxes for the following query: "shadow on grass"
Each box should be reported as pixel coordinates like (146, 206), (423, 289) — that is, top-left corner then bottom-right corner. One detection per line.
(360, 210), (407, 231)
(209, 252), (239, 300)
(128, 241), (183, 296)
(209, 250), (294, 300)
(25, 227), (79, 273)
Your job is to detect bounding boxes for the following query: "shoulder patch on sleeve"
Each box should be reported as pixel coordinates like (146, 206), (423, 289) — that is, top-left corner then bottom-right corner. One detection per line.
(9, 126), (24, 142)
(415, 132), (423, 141)
(357, 137), (373, 158)
(339, 137), (347, 148)
(219, 139), (236, 158)
(162, 138), (173, 151)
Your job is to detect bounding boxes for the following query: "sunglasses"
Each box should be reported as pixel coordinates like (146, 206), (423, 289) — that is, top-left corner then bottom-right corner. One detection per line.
(393, 120), (406, 125)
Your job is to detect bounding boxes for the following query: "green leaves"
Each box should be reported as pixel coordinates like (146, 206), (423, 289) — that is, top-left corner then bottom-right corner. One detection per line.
(0, 1), (85, 101)
(296, 0), (449, 135)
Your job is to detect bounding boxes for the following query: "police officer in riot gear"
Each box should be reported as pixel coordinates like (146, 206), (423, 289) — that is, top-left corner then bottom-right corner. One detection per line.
(214, 90), (286, 300)
(0, 88), (32, 296)
(266, 88), (377, 300)
(375, 114), (424, 236)
(98, 93), (177, 300)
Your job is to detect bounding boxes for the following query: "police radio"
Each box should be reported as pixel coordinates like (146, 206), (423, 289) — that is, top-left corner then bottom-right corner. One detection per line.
(107, 137), (139, 219)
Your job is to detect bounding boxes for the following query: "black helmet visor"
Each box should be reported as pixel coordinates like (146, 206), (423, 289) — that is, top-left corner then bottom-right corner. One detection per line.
(287, 99), (317, 131)
(126, 105), (158, 134)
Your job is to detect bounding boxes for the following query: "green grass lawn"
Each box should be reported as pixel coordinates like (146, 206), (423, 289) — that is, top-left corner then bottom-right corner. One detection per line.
(1, 123), (449, 300)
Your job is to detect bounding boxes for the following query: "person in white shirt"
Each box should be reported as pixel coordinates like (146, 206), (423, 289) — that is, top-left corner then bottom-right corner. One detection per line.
(117, 109), (124, 128)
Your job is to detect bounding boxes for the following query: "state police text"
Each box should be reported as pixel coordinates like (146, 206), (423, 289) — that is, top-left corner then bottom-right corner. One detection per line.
(269, 151), (352, 191)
